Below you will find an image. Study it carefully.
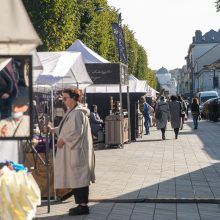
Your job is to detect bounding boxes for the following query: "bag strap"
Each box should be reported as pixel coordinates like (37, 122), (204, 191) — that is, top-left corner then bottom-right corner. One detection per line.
(58, 104), (78, 134)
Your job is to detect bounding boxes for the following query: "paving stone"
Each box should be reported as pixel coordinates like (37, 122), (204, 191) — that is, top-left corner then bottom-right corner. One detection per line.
(36, 120), (220, 219)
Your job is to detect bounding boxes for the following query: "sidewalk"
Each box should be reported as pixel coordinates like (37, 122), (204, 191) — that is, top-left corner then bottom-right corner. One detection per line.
(36, 118), (220, 220)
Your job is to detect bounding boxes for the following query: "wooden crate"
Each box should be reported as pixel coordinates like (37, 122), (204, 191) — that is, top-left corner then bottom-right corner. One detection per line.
(24, 152), (72, 199)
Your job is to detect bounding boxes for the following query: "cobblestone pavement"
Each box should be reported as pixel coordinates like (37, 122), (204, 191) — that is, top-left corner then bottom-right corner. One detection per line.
(36, 118), (220, 220)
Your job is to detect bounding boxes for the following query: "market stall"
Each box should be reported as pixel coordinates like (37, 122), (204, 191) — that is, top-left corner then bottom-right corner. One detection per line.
(29, 51), (93, 202)
(86, 74), (149, 141)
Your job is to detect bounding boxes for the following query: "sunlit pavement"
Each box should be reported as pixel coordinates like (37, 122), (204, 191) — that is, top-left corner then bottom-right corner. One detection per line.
(36, 118), (220, 219)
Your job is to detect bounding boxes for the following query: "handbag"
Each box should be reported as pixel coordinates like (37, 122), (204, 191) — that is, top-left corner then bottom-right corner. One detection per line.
(180, 111), (185, 117)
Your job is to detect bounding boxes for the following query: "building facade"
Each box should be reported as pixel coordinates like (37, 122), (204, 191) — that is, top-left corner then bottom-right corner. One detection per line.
(185, 29), (220, 97)
(156, 67), (177, 95)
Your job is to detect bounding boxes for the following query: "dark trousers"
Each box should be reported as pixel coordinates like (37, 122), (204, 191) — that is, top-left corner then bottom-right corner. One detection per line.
(161, 128), (165, 136)
(144, 116), (150, 133)
(72, 186), (89, 204)
(192, 116), (198, 128)
(174, 128), (179, 135)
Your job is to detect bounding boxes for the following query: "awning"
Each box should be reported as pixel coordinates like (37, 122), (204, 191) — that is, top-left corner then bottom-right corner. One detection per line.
(35, 51), (93, 89)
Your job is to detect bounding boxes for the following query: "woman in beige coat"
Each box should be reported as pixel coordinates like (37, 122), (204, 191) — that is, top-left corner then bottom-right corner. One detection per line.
(50, 88), (95, 216)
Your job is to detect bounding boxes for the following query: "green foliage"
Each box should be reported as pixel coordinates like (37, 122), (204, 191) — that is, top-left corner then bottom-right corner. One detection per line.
(22, 0), (157, 88)
(216, 0), (220, 12)
(22, 0), (79, 51)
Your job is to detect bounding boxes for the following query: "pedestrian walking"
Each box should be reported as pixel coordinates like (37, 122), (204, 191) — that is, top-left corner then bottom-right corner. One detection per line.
(49, 88), (95, 216)
(140, 96), (153, 135)
(191, 97), (200, 129)
(155, 96), (170, 140)
(169, 95), (181, 139)
(177, 95), (187, 130)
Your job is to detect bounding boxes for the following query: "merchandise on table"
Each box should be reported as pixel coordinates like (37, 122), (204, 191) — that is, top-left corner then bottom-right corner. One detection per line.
(0, 164), (41, 220)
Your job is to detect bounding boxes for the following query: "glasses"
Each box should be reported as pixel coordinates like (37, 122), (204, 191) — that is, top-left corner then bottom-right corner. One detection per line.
(63, 97), (71, 101)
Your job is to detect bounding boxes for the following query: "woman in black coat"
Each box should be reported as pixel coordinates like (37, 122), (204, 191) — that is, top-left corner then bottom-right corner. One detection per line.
(191, 97), (200, 129)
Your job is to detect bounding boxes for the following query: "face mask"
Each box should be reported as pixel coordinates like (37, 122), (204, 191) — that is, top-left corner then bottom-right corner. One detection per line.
(11, 112), (23, 119)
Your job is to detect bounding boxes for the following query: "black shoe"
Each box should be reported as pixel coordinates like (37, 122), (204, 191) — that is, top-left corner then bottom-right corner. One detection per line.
(69, 205), (89, 216)
(175, 134), (178, 139)
(162, 135), (165, 140)
(145, 131), (149, 135)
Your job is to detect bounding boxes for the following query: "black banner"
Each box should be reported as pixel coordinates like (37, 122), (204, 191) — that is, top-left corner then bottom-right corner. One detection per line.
(111, 23), (127, 64)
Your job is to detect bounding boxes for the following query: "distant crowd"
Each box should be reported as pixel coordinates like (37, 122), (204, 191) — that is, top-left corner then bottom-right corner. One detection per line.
(140, 95), (200, 140)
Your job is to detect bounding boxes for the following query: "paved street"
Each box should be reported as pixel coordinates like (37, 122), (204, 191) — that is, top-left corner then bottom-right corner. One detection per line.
(36, 118), (220, 220)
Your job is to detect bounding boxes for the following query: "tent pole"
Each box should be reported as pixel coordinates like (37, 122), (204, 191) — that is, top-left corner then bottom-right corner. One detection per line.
(119, 77), (124, 148)
(126, 85), (131, 143)
(70, 69), (79, 88)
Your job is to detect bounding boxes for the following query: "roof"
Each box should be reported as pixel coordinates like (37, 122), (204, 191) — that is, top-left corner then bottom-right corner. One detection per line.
(157, 67), (169, 74)
(67, 39), (110, 63)
(0, 0), (41, 54)
(35, 51), (93, 89)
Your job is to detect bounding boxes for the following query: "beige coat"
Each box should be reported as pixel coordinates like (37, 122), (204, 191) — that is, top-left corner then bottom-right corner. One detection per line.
(54, 105), (95, 189)
(155, 101), (170, 129)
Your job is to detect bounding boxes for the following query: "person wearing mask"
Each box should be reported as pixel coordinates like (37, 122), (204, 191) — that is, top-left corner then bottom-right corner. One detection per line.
(49, 88), (95, 216)
(89, 105), (104, 138)
(191, 97), (200, 129)
(155, 96), (170, 140)
(0, 97), (30, 137)
(169, 95), (181, 139)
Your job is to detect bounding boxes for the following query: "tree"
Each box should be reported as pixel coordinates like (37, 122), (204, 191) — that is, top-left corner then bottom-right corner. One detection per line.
(22, 0), (157, 88)
(123, 25), (138, 76)
(22, 0), (79, 51)
(216, 0), (220, 12)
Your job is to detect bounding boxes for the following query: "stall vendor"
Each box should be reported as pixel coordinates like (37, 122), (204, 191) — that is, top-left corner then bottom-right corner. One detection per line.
(89, 105), (104, 138)
(0, 97), (30, 137)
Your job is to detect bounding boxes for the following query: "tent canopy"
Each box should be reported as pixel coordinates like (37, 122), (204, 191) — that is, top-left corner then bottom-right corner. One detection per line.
(86, 74), (148, 93)
(35, 51), (93, 89)
(0, 0), (41, 54)
(67, 39), (110, 63)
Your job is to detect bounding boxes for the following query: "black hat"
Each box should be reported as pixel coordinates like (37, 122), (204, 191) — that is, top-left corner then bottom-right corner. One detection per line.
(13, 96), (29, 106)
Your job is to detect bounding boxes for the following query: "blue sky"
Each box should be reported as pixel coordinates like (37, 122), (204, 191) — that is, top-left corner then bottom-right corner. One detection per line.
(107, 0), (220, 70)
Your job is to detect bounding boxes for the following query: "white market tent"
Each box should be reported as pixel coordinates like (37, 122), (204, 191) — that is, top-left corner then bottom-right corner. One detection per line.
(67, 39), (110, 63)
(0, 0), (41, 55)
(146, 87), (159, 98)
(35, 51), (93, 89)
(86, 74), (148, 93)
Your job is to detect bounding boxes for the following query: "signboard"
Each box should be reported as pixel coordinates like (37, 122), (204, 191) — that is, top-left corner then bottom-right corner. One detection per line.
(85, 63), (128, 85)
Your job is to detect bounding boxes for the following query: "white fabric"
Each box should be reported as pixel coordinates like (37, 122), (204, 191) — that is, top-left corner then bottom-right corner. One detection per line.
(0, 141), (20, 163)
(30, 50), (43, 83)
(35, 51), (93, 89)
(0, 58), (11, 71)
(0, 0), (41, 54)
(146, 86), (159, 98)
(67, 39), (110, 63)
(86, 74), (148, 93)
